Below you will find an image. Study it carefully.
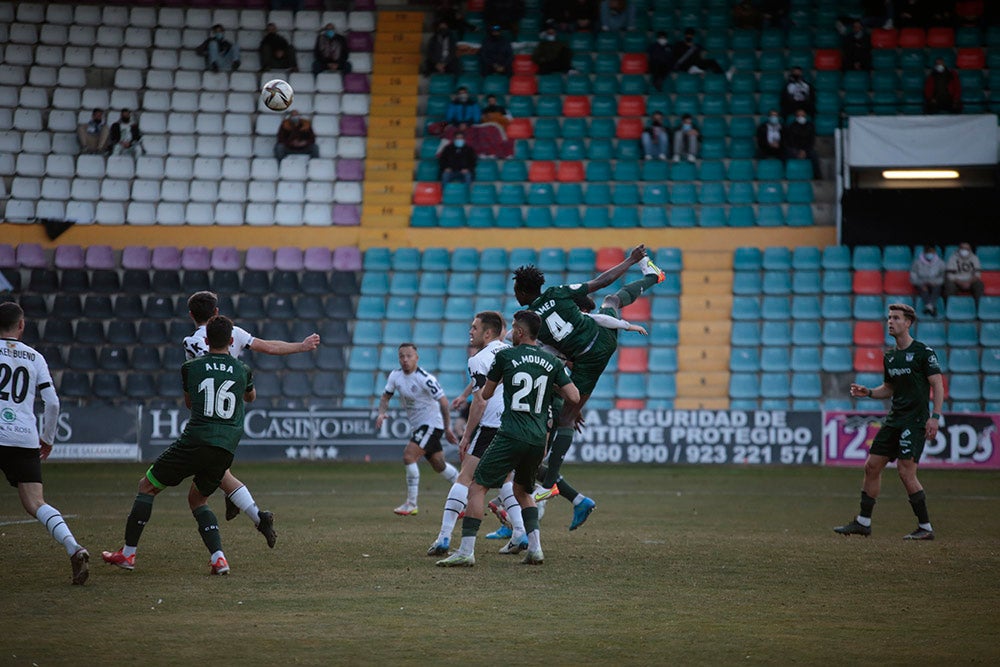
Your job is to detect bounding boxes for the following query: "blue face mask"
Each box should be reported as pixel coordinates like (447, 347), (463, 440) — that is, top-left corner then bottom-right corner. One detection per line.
(214, 32), (224, 40)
(454, 139), (465, 148)
(682, 123), (692, 130)
(769, 116), (780, 125)
(325, 30), (335, 38)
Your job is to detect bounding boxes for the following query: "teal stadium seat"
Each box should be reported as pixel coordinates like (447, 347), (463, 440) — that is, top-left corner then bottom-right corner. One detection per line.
(822, 271), (852, 294)
(822, 321), (853, 346)
(791, 295), (821, 319)
(583, 209), (610, 228)
(554, 208), (581, 228)
(534, 119), (560, 139)
(364, 248), (391, 271)
(761, 348), (790, 372)
(791, 347), (821, 372)
(466, 208), (494, 227)
(442, 183), (468, 205)
(565, 75), (591, 95)
(793, 246), (822, 270)
(732, 322), (762, 347)
(734, 247), (762, 270)
(727, 159), (754, 181)
(728, 207), (756, 227)
(727, 182), (756, 205)
(792, 271), (821, 294)
(731, 348), (762, 372)
(651, 296), (680, 320)
(762, 296), (791, 320)
(642, 160), (669, 181)
(792, 320), (822, 345)
(562, 118), (588, 139)
(496, 208), (523, 228)
(614, 161), (641, 181)
(948, 323), (979, 347)
(733, 272), (762, 295)
(668, 209), (696, 227)
(470, 183), (497, 205)
(732, 296), (761, 320)
(699, 207), (727, 227)
(763, 273), (792, 295)
(760, 373), (791, 399)
(438, 207), (467, 228)
(479, 248), (506, 271)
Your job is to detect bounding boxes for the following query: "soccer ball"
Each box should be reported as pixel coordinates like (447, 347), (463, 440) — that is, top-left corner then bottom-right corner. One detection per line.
(261, 79), (294, 112)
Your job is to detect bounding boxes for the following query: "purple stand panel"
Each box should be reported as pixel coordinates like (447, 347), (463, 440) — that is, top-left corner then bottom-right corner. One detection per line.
(304, 247), (334, 271)
(332, 204), (361, 227)
(121, 246), (151, 270)
(245, 246), (275, 271)
(347, 31), (374, 53)
(336, 158), (365, 181)
(16, 244), (47, 269)
(181, 246), (212, 271)
(333, 245), (362, 271)
(343, 73), (370, 94)
(275, 246), (305, 271)
(211, 247), (241, 271)
(339, 115), (368, 137)
(54, 245), (85, 270)
(151, 246), (182, 271)
(85, 245), (116, 270)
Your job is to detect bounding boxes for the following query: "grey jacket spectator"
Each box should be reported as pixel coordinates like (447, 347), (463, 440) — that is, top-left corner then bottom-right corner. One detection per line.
(910, 245), (946, 315)
(479, 26), (514, 76)
(944, 243), (985, 302)
(199, 24), (241, 72)
(312, 23), (351, 75)
(259, 23), (297, 71)
(77, 108), (109, 154)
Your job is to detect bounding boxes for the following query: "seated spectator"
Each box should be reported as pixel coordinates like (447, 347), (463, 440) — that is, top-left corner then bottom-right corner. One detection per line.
(944, 243), (985, 303)
(641, 111), (669, 160)
(784, 109), (821, 179)
(732, 0), (763, 29)
(481, 94), (512, 128)
(77, 108), (109, 154)
(759, 0), (791, 29)
(861, 0), (894, 29)
(924, 57), (962, 114)
(842, 20), (872, 71)
(545, 0), (599, 33)
(532, 21), (573, 75)
(434, 0), (477, 39)
(911, 245), (946, 315)
(672, 114), (699, 162)
(274, 110), (318, 161)
(756, 109), (784, 160)
(484, 0), (526, 35)
(108, 109), (141, 157)
(312, 23), (351, 75)
(600, 0), (635, 32)
(438, 131), (478, 184)
(672, 27), (723, 73)
(780, 66), (816, 118)
(198, 24), (241, 72)
(647, 31), (674, 91)
(259, 23), (297, 72)
(445, 87), (481, 129)
(425, 19), (460, 74)
(479, 25), (514, 77)
(896, 0), (930, 27)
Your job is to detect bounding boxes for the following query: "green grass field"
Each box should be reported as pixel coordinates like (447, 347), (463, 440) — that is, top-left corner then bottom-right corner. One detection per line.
(3, 462), (999, 665)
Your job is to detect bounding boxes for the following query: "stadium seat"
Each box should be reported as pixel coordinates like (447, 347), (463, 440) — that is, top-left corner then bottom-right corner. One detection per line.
(853, 271), (884, 295)
(855, 321), (886, 346)
(761, 322), (791, 346)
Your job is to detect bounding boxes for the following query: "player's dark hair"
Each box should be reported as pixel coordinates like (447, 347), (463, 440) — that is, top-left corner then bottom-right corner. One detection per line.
(0, 301), (24, 332)
(205, 315), (234, 350)
(512, 265), (545, 295)
(475, 311), (504, 337)
(889, 302), (917, 324)
(398, 342), (417, 352)
(513, 310), (541, 339)
(572, 293), (596, 313)
(188, 291), (219, 324)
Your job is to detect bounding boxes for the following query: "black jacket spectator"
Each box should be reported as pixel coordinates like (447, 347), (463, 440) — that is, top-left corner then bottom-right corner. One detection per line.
(425, 22), (460, 74)
(438, 137), (478, 183)
(780, 67), (816, 117)
(312, 24), (351, 75)
(479, 27), (514, 76)
(756, 113), (784, 160)
(484, 0), (526, 34)
(532, 25), (573, 75)
(647, 32), (674, 91)
(842, 23), (872, 71)
(260, 23), (297, 71)
(784, 113), (821, 179)
(108, 112), (141, 156)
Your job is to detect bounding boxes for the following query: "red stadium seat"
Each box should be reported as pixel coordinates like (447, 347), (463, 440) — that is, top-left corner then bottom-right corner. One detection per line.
(854, 321), (885, 346)
(509, 74), (537, 94)
(467, 0), (485, 10)
(622, 296), (651, 320)
(616, 399), (646, 409)
(983, 271), (1000, 295)
(956, 48), (985, 69)
(870, 29), (898, 48)
(596, 247), (625, 271)
(621, 53), (649, 74)
(512, 56), (537, 76)
(556, 161), (584, 182)
(412, 182), (441, 205)
(898, 28), (926, 48)
(616, 117), (644, 139)
(956, 0), (985, 21)
(854, 347), (883, 372)
(528, 161), (556, 182)
(926, 27), (955, 47)
(506, 118), (533, 138)
(883, 271), (915, 295)
(617, 95), (646, 117)
(618, 348), (649, 372)
(852, 270), (883, 295)
(562, 96), (592, 117)
(814, 49), (842, 70)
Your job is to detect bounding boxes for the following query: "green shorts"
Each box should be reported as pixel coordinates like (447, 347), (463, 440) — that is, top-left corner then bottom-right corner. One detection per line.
(147, 441), (235, 497)
(474, 432), (545, 491)
(870, 423), (927, 463)
(570, 326), (619, 397)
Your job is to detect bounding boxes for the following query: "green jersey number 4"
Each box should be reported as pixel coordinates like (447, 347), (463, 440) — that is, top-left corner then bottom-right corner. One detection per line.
(545, 312), (574, 342)
(511, 372), (548, 414)
(198, 378), (238, 419)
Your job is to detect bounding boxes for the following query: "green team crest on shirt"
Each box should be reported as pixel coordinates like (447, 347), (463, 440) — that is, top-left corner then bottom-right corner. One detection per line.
(1, 408), (15, 423)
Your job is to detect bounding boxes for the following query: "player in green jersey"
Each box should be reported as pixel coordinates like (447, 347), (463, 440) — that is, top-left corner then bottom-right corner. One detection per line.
(513, 244), (664, 496)
(835, 303), (944, 540)
(437, 311), (580, 567)
(102, 316), (256, 574)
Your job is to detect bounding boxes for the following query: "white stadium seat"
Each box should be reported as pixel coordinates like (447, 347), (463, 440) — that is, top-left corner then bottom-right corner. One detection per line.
(275, 203), (304, 226)
(51, 133), (78, 155)
(92, 48), (121, 69)
(310, 114), (339, 137)
(155, 29), (182, 50)
(75, 6), (103, 26)
(130, 7), (158, 29)
(121, 48), (150, 70)
(37, 201), (67, 220)
(146, 71), (175, 91)
(295, 10), (321, 30)
(175, 70), (202, 92)
(20, 133), (51, 155)
(57, 67), (86, 89)
(68, 26), (97, 47)
(185, 202), (216, 226)
(172, 92), (200, 112)
(215, 202), (245, 226)
(45, 155), (75, 178)
(76, 155), (107, 178)
(95, 202), (126, 226)
(315, 93), (343, 114)
(5, 200), (36, 222)
(81, 89), (111, 110)
(248, 180), (277, 202)
(0, 151), (14, 174)
(221, 158), (251, 181)
(195, 113), (224, 135)
(200, 93), (228, 114)
(213, 9), (239, 26)
(16, 154), (46, 176)
(103, 6), (130, 27)
(277, 182), (305, 204)
(226, 92), (256, 114)
(315, 73), (344, 94)
(0, 85), (18, 106)
(114, 69), (144, 91)
(245, 203), (275, 226)
(321, 11), (348, 27)
(219, 181), (248, 202)
(239, 9), (268, 30)
(223, 113), (252, 135)
(160, 180), (191, 203)
(268, 10), (294, 31)
(70, 179), (101, 201)
(166, 112), (196, 135)
(190, 181), (220, 203)
(290, 93), (314, 114)
(18, 87), (49, 110)
(307, 159), (336, 181)
(230, 72), (258, 93)
(336, 137), (366, 159)
(110, 90), (139, 111)
(106, 157), (136, 180)
(0, 3), (12, 22)
(333, 182), (362, 204)
(347, 12), (376, 32)
(3, 46), (34, 67)
(126, 202), (157, 226)
(187, 8), (214, 28)
(349, 53), (373, 74)
(237, 29), (263, 51)
(292, 30), (316, 51)
(288, 72), (317, 95)
(0, 66), (27, 86)
(167, 134), (197, 158)
(303, 203), (332, 226)
(10, 23), (39, 45)
(158, 8), (187, 30)
(203, 72), (230, 93)
(179, 52), (205, 71)
(0, 131), (21, 153)
(224, 136), (254, 158)
(29, 66), (58, 87)
(11, 176), (42, 199)
(66, 201), (96, 224)
(165, 157), (194, 180)
(279, 159), (308, 181)
(135, 157), (165, 180)
(140, 112), (167, 134)
(341, 94), (370, 115)
(96, 26), (125, 49)
(13, 109), (43, 132)
(63, 47), (92, 68)
(16, 3), (44, 22)
(124, 28), (153, 49)
(131, 180), (161, 203)
(52, 89), (81, 110)
(315, 137), (337, 158)
(100, 179), (131, 202)
(255, 114), (283, 137)
(251, 159), (279, 181)
(252, 136), (276, 157)
(40, 25), (69, 46)
(150, 50), (180, 71)
(193, 157), (222, 180)
(196, 135), (225, 157)
(46, 4), (74, 25)
(41, 177), (72, 200)
(305, 182), (334, 203)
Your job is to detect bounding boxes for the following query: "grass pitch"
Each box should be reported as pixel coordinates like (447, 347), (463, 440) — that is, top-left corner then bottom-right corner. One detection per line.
(2, 462), (999, 665)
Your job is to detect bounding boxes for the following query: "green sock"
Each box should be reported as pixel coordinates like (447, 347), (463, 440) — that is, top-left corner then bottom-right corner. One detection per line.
(461, 516), (482, 538)
(125, 493), (154, 547)
(542, 428), (574, 487)
(614, 274), (659, 308)
(522, 506), (540, 534)
(193, 505), (223, 554)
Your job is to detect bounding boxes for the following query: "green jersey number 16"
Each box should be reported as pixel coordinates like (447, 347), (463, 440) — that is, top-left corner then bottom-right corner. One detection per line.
(199, 377), (237, 419)
(511, 372), (548, 414)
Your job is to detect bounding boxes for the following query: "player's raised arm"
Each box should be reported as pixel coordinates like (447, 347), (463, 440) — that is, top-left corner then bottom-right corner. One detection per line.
(250, 333), (320, 356)
(584, 244), (647, 294)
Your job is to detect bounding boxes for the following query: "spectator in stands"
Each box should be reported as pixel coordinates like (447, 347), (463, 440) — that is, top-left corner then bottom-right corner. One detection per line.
(425, 19), (460, 74)
(532, 21), (573, 75)
(924, 57), (962, 114)
(842, 20), (872, 71)
(445, 87), (481, 129)
(784, 109), (821, 179)
(862, 0), (895, 28)
(478, 25), (514, 77)
(756, 109), (785, 160)
(434, 0), (477, 39)
(481, 94), (512, 128)
(896, 0), (930, 27)
(274, 110), (318, 161)
(199, 24), (241, 72)
(780, 66), (816, 118)
(759, 0), (791, 29)
(545, 0), (600, 33)
(731, 0), (763, 29)
(672, 114), (699, 162)
(600, 1), (635, 32)
(312, 23), (351, 75)
(259, 23), (298, 72)
(484, 0), (526, 35)
(107, 109), (141, 158)
(438, 131), (478, 184)
(641, 111), (669, 161)
(77, 108), (109, 155)
(671, 28), (724, 74)
(647, 31), (674, 91)
(944, 243), (985, 304)
(910, 245), (946, 316)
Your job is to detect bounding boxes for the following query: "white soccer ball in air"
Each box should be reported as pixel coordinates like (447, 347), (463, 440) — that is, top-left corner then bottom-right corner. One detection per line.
(261, 79), (294, 112)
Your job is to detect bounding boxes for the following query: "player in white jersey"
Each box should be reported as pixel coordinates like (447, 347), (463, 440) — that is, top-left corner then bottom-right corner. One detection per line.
(183, 291), (320, 548)
(375, 343), (459, 515)
(0, 302), (89, 584)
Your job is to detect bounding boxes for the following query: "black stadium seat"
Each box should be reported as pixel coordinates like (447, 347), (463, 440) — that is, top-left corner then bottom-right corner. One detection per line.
(44, 320), (74, 344)
(151, 270), (181, 294)
(271, 271), (300, 294)
(131, 347), (161, 371)
(75, 320), (105, 344)
(181, 270), (211, 293)
(162, 346), (187, 370)
(29, 269), (58, 292)
(35, 344), (65, 370)
(99, 347), (130, 371)
(67, 347), (99, 370)
(210, 270), (240, 294)
(59, 269), (90, 293)
(286, 349), (316, 372)
(319, 320), (350, 345)
(121, 269), (151, 293)
(261, 320), (291, 342)
(282, 373), (311, 398)
(19, 294), (48, 318)
(249, 350), (284, 372)
(83, 295), (114, 319)
(330, 271), (359, 295)
(53, 294), (83, 319)
(90, 269), (122, 293)
(21, 321), (40, 345)
(113, 295), (144, 319)
(316, 347), (345, 371)
(236, 295), (265, 320)
(265, 296), (295, 319)
(126, 373), (158, 399)
(138, 321), (167, 345)
(241, 271), (270, 294)
(1, 269), (22, 292)
(92, 373), (124, 400)
(300, 271), (330, 294)
(106, 321), (138, 345)
(324, 295), (354, 319)
(168, 320), (192, 344)
(145, 296), (175, 319)
(295, 295), (324, 319)
(313, 373), (344, 398)
(60, 371), (91, 398)
(158, 371), (185, 398)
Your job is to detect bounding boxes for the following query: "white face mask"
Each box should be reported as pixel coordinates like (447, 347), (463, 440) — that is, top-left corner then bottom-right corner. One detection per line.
(657, 38), (667, 46)
(924, 252), (936, 260)
(935, 64), (945, 72)
(796, 116), (807, 124)
(959, 248), (971, 258)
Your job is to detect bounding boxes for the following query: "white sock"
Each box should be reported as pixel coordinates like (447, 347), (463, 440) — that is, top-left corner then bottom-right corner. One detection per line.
(123, 545), (137, 558)
(572, 495), (586, 507)
(856, 515), (872, 527)
(527, 528), (541, 552)
(459, 535), (476, 557)
(405, 462), (420, 505)
(439, 462), (459, 484)
(439, 482), (468, 541)
(919, 522), (933, 531)
(500, 482), (525, 535)
(35, 504), (81, 556)
(210, 549), (225, 562)
(228, 485), (261, 526)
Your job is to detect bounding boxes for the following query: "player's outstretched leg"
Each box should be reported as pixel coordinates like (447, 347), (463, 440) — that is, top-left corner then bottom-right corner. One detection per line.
(103, 490), (154, 570)
(497, 481), (528, 554)
(193, 505), (229, 575)
(429, 481), (468, 555)
(396, 462), (420, 515)
(35, 502), (89, 584)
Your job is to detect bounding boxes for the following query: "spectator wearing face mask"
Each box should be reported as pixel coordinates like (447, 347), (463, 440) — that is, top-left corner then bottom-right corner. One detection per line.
(438, 132), (477, 184)
(600, 0), (635, 32)
(259, 22), (297, 72)
(108, 109), (141, 157)
(672, 27), (724, 74)
(944, 243), (984, 304)
(425, 20), (460, 74)
(647, 31), (674, 91)
(199, 24), (241, 72)
(842, 20), (872, 71)
(312, 23), (351, 75)
(924, 57), (961, 114)
(445, 87), (481, 130)
(479, 25), (514, 77)
(672, 114), (699, 162)
(275, 110), (319, 161)
(756, 109), (784, 160)
(780, 66), (815, 118)
(784, 110), (821, 179)
(532, 21), (573, 75)
(77, 108), (109, 155)
(642, 111), (669, 160)
(910, 245), (946, 316)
